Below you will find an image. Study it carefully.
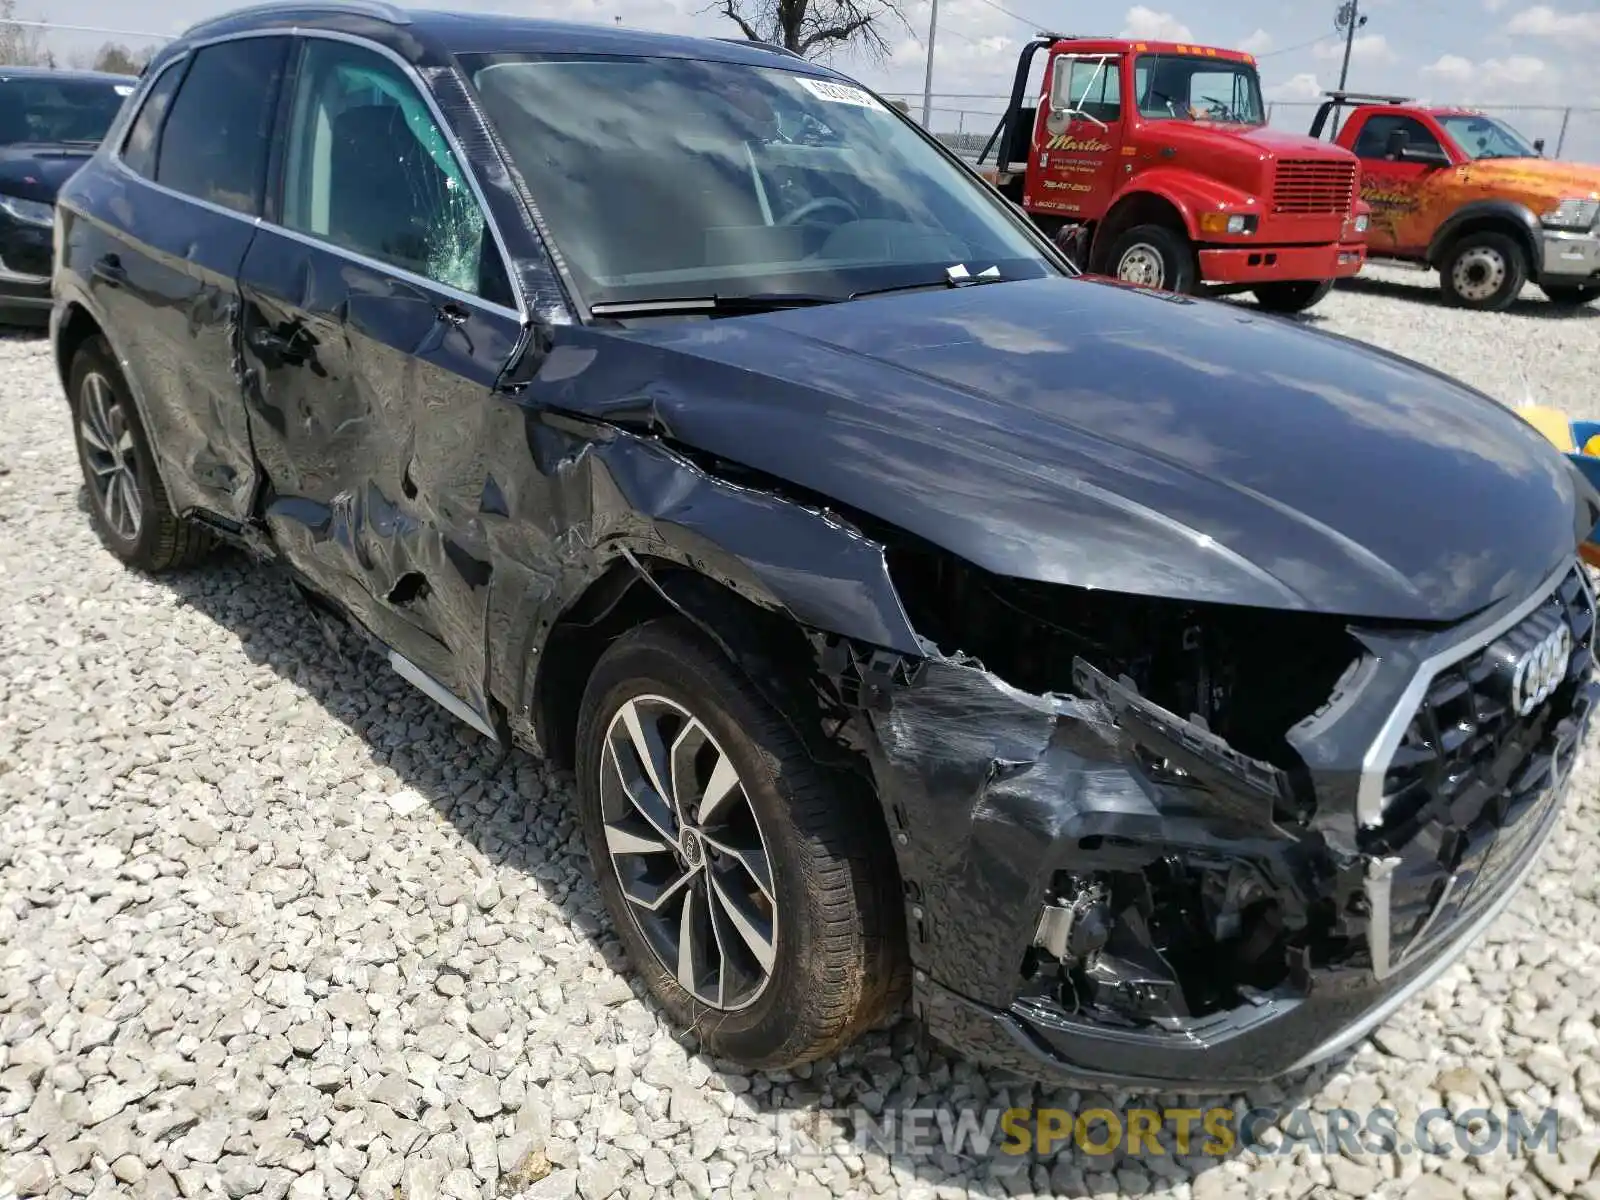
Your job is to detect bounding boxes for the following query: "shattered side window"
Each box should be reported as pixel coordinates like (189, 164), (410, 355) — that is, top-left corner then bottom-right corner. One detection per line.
(280, 39), (490, 296)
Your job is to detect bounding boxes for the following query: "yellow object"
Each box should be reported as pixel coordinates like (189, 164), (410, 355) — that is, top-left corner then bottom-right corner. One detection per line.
(1585, 434), (1600, 458)
(1517, 406), (1576, 452)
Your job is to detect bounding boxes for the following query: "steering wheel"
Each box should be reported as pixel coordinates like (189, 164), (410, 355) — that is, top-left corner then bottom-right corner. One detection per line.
(778, 197), (859, 227)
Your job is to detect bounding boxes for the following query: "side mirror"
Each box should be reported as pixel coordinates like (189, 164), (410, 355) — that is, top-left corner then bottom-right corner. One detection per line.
(1534, 137), (1547, 156)
(1384, 127), (1410, 159)
(1400, 144), (1450, 166)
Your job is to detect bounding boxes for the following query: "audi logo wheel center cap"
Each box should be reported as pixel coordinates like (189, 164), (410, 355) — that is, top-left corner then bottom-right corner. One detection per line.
(1512, 623), (1572, 717)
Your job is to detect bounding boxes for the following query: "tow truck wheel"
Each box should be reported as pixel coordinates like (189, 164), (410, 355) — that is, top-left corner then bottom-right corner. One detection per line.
(1104, 224), (1196, 294)
(1440, 231), (1527, 311)
(1252, 280), (1335, 314)
(1543, 284), (1600, 308)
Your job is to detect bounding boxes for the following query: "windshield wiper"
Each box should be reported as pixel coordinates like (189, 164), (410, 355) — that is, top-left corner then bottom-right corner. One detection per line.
(852, 264), (1010, 300)
(588, 293), (840, 318)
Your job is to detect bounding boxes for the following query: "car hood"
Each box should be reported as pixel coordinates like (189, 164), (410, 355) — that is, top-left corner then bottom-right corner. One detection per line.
(0, 143), (96, 203)
(1458, 158), (1600, 202)
(1198, 122), (1351, 161)
(554, 277), (1590, 624)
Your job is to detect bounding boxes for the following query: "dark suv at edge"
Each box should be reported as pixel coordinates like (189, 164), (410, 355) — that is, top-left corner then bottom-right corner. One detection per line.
(53, 1), (1600, 1089)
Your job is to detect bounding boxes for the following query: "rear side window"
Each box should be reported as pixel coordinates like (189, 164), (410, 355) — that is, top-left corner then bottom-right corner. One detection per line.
(1351, 114), (1444, 161)
(155, 37), (288, 215)
(120, 62), (185, 179)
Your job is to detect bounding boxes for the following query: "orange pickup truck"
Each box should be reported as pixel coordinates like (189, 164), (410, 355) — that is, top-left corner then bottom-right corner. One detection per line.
(1311, 92), (1600, 310)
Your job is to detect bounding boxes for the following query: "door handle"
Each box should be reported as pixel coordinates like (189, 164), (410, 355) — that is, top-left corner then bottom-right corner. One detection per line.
(92, 254), (126, 286)
(435, 300), (469, 327)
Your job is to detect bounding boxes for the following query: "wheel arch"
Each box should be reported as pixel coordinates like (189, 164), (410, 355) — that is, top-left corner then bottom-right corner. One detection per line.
(54, 300), (184, 508)
(1092, 188), (1193, 272)
(529, 555), (854, 778)
(1426, 200), (1541, 270)
(53, 300), (105, 399)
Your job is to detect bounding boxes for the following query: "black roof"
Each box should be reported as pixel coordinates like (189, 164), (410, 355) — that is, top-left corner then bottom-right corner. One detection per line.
(0, 65), (138, 84)
(175, 2), (847, 75)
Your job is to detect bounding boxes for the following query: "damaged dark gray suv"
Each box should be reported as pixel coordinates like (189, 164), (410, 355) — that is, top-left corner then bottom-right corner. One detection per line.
(53, 2), (1600, 1089)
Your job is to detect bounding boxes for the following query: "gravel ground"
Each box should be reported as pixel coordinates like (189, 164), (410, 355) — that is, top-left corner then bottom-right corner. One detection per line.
(3, 275), (1600, 1200)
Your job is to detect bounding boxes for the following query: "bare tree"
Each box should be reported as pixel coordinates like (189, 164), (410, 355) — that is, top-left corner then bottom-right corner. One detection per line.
(90, 41), (146, 75)
(0, 0), (54, 67)
(711, 0), (908, 61)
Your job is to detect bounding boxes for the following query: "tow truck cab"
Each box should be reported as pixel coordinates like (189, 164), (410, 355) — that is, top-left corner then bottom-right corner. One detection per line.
(979, 34), (1369, 314)
(1312, 92), (1600, 311)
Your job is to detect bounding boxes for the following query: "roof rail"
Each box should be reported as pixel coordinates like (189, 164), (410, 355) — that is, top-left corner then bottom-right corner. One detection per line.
(1321, 90), (1412, 105)
(712, 37), (805, 60)
(184, 0), (411, 35)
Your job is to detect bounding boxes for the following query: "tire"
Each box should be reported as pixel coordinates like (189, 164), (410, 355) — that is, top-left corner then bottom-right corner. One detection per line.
(1102, 223), (1197, 294)
(69, 335), (212, 570)
(1252, 279), (1335, 314)
(1440, 231), (1527, 311)
(1543, 284), (1600, 308)
(575, 617), (907, 1069)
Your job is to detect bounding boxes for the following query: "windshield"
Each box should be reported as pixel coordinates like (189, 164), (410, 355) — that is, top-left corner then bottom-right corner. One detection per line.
(1436, 114), (1537, 160)
(0, 76), (133, 145)
(1135, 55), (1264, 124)
(462, 54), (1057, 307)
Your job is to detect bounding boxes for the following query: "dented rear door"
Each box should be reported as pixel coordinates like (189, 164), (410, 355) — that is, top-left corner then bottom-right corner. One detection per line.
(91, 36), (290, 524)
(239, 34), (523, 719)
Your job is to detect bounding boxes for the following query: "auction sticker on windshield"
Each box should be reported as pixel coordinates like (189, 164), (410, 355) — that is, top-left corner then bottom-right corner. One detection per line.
(796, 77), (885, 111)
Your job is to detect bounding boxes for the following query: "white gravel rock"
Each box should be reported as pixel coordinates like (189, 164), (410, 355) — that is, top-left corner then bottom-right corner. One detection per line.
(3, 284), (1600, 1200)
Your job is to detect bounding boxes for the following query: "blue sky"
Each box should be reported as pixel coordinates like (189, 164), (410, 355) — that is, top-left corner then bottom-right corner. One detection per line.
(34, 0), (1600, 154)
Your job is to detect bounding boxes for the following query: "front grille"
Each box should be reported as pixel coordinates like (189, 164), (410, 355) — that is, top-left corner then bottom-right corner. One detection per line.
(1273, 160), (1358, 215)
(1375, 565), (1596, 972)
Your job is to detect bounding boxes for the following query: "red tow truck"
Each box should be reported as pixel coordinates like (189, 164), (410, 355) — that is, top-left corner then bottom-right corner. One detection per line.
(977, 34), (1370, 313)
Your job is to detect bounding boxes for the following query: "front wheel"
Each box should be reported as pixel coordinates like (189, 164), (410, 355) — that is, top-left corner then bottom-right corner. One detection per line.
(1102, 224), (1197, 294)
(1252, 279), (1335, 314)
(1440, 232), (1527, 311)
(1543, 283), (1600, 308)
(575, 618), (907, 1069)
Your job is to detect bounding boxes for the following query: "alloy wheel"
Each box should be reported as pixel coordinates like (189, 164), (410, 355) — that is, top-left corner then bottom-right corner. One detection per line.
(1451, 246), (1508, 304)
(598, 694), (777, 1011)
(1117, 244), (1165, 288)
(78, 372), (142, 542)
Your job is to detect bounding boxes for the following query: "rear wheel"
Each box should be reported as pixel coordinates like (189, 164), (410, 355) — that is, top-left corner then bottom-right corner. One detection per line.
(69, 336), (212, 570)
(1543, 283), (1600, 308)
(1103, 224), (1197, 294)
(1440, 231), (1527, 311)
(575, 618), (907, 1068)
(1252, 280), (1335, 314)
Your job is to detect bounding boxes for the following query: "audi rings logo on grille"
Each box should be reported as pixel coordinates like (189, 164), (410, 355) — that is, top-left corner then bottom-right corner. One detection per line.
(1512, 622), (1573, 716)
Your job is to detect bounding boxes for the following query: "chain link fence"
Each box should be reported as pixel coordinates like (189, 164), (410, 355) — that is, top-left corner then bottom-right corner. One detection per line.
(883, 93), (1600, 166)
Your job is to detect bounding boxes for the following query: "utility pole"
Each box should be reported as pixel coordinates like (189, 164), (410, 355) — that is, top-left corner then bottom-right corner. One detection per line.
(921, 0), (939, 127)
(1332, 1), (1367, 137)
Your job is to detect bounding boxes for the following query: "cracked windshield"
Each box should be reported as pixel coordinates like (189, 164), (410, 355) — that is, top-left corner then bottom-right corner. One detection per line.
(464, 53), (1057, 307)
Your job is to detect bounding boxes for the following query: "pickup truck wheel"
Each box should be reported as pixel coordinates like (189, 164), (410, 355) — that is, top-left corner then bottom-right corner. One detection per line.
(1252, 280), (1335, 314)
(69, 335), (213, 571)
(1105, 224), (1196, 294)
(1543, 284), (1600, 308)
(1441, 232), (1527, 311)
(575, 617), (908, 1069)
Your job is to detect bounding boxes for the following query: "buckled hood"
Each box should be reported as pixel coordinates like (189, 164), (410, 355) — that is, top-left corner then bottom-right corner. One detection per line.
(560, 276), (1592, 624)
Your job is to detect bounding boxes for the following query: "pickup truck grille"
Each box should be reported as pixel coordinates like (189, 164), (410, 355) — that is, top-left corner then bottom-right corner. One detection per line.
(1273, 160), (1358, 215)
(1371, 564), (1597, 976)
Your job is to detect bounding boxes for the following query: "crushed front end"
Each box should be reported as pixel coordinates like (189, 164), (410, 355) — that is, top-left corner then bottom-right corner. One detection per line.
(817, 550), (1597, 1091)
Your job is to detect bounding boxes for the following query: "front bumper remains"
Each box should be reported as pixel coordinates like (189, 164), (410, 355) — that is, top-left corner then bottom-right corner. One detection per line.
(1541, 227), (1600, 285)
(1198, 239), (1367, 285)
(828, 560), (1596, 1091)
(0, 214), (53, 322)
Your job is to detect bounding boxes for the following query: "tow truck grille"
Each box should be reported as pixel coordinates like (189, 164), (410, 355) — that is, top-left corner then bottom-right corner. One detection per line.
(1273, 160), (1358, 215)
(1372, 565), (1596, 974)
